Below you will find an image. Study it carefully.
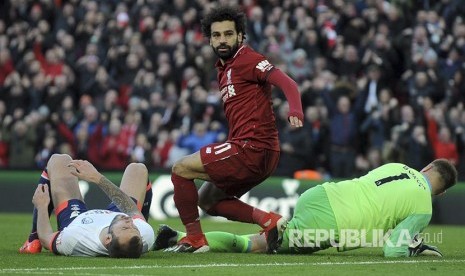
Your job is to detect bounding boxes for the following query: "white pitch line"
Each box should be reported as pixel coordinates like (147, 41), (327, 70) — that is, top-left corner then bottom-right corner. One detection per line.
(1, 259), (464, 273)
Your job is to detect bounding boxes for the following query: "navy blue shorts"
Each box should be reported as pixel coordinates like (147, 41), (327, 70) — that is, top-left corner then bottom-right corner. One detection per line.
(55, 198), (139, 230)
(55, 199), (88, 231)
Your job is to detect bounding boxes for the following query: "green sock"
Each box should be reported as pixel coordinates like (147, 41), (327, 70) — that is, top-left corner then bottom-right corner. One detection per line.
(205, 232), (251, 253)
(176, 231), (186, 242)
(176, 230), (251, 252)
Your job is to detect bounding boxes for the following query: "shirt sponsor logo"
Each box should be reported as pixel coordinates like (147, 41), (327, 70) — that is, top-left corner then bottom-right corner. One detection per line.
(88, 210), (113, 215)
(81, 217), (94, 224)
(220, 85), (236, 102)
(70, 211), (80, 219)
(255, 59), (273, 72)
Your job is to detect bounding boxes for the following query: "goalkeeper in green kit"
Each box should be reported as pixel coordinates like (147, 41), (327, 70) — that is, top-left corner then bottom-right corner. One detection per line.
(156, 159), (456, 257)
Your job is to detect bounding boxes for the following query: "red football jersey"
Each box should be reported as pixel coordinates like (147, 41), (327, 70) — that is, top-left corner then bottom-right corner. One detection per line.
(215, 45), (280, 151)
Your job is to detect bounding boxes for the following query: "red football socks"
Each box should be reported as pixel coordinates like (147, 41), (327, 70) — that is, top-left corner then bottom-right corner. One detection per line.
(171, 173), (203, 236)
(207, 199), (274, 229)
(252, 208), (273, 229)
(206, 198), (254, 223)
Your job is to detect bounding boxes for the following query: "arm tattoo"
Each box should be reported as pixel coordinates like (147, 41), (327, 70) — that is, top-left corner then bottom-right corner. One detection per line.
(97, 176), (140, 216)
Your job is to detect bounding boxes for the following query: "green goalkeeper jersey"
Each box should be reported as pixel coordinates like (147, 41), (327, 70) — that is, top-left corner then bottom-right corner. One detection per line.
(322, 163), (433, 257)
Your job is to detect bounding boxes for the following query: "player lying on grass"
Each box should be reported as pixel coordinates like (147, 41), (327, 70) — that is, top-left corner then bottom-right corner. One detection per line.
(19, 154), (154, 258)
(155, 159), (456, 257)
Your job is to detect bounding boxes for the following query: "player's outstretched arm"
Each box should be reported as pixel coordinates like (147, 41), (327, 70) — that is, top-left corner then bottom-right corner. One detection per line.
(68, 160), (142, 217)
(383, 214), (432, 257)
(267, 69), (304, 127)
(32, 184), (55, 250)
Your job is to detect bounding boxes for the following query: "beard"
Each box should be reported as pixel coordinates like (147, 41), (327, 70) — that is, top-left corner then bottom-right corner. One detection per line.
(213, 40), (240, 60)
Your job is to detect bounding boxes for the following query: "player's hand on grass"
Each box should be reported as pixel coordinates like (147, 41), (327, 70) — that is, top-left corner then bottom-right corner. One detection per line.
(408, 235), (443, 257)
(68, 160), (103, 184)
(32, 184), (50, 209)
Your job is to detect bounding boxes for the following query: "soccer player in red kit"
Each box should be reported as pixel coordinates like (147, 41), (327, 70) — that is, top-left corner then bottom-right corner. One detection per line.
(168, 5), (304, 252)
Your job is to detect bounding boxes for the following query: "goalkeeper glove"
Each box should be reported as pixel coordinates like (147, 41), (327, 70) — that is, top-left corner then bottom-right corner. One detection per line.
(408, 235), (443, 257)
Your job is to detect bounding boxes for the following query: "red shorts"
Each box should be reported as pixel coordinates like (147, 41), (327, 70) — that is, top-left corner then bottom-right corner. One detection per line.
(200, 141), (280, 196)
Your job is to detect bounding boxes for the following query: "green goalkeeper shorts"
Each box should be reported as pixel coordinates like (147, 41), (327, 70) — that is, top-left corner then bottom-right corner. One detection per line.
(279, 185), (338, 254)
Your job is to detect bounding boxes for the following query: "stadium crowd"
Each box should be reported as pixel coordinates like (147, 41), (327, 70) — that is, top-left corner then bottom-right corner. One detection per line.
(1, 0), (465, 180)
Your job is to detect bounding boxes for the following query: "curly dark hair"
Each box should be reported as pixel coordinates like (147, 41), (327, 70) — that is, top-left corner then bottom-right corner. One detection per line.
(200, 5), (247, 39)
(432, 158), (458, 191)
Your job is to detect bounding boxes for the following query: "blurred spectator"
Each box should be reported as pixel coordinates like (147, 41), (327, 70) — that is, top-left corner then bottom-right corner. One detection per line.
(151, 129), (173, 169)
(43, 74), (71, 112)
(146, 112), (164, 146)
(257, 24), (286, 65)
(303, 105), (330, 172)
(73, 104), (104, 165)
(2, 116), (36, 168)
(297, 29), (321, 66)
(99, 89), (119, 116)
(275, 103), (313, 177)
(35, 135), (57, 169)
(405, 124), (434, 170)
(0, 48), (14, 86)
(361, 32), (400, 82)
(406, 71), (438, 106)
(319, 76), (361, 178)
(425, 106), (459, 165)
(360, 107), (387, 150)
(76, 53), (100, 97)
(130, 132), (151, 165)
(121, 108), (141, 153)
(446, 69), (465, 106)
(27, 71), (48, 111)
(355, 147), (383, 175)
(178, 122), (218, 154)
(408, 25), (435, 71)
(165, 129), (189, 169)
(337, 1), (367, 47)
(132, 70), (161, 102)
(246, 6), (265, 50)
(2, 72), (29, 114)
(389, 104), (418, 163)
(100, 118), (129, 170)
(287, 48), (312, 85)
(357, 64), (387, 119)
(438, 46), (463, 81)
(33, 35), (66, 80)
(335, 44), (363, 82)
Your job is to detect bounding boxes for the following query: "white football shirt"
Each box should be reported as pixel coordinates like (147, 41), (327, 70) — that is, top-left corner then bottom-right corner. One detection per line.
(52, 209), (154, 257)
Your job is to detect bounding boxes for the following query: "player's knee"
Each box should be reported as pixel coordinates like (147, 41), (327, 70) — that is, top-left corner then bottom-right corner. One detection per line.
(48, 153), (72, 168)
(171, 159), (187, 177)
(127, 163), (148, 178)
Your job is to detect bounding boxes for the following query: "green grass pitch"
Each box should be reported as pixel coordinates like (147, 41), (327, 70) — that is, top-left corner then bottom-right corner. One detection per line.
(1, 213), (464, 275)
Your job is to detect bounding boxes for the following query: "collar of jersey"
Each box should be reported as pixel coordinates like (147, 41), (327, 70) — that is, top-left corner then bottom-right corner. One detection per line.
(215, 44), (247, 67)
(421, 173), (433, 192)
